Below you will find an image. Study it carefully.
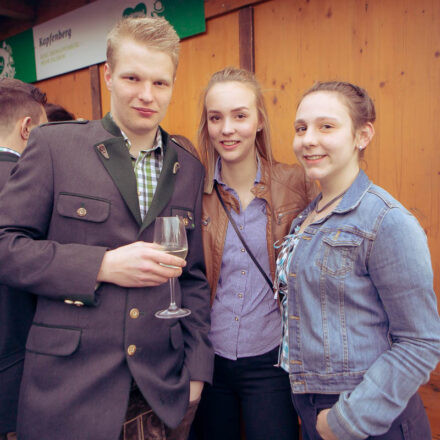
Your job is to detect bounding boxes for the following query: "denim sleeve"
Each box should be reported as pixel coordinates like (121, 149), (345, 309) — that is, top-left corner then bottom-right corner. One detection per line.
(327, 207), (440, 440)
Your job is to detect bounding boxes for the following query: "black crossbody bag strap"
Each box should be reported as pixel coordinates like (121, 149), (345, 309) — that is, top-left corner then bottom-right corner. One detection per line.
(214, 184), (273, 291)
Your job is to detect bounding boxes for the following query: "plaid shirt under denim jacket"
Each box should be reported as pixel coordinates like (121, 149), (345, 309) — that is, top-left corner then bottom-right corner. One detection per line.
(278, 169), (440, 440)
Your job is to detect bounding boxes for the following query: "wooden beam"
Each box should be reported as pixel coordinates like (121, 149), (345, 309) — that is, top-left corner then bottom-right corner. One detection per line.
(205, 0), (267, 20)
(239, 6), (255, 72)
(0, 0), (35, 20)
(89, 65), (102, 120)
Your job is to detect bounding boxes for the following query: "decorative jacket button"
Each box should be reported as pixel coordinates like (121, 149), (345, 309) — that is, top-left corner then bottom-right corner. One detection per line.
(73, 300), (84, 307)
(127, 345), (136, 356)
(64, 299), (74, 305)
(76, 207), (87, 217)
(129, 308), (140, 319)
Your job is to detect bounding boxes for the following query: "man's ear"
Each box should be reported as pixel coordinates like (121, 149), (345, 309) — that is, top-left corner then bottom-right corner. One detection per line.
(104, 63), (113, 91)
(20, 116), (33, 141)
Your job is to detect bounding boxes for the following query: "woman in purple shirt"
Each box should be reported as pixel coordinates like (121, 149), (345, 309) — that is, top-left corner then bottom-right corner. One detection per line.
(193, 67), (316, 440)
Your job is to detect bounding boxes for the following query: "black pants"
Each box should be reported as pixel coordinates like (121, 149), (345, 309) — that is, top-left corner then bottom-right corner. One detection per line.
(291, 391), (431, 440)
(193, 346), (299, 440)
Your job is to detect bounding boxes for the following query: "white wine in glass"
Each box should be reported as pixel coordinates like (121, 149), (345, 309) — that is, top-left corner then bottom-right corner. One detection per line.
(153, 216), (191, 319)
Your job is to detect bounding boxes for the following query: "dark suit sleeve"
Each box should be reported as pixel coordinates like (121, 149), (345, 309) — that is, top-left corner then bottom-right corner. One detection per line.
(0, 128), (107, 305)
(179, 170), (214, 384)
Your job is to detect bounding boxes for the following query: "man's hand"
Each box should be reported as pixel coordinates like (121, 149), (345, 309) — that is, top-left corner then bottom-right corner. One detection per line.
(316, 409), (338, 440)
(97, 241), (186, 287)
(189, 380), (204, 403)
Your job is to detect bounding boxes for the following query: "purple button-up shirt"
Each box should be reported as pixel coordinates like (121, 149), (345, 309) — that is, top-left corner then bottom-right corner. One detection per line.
(209, 158), (281, 360)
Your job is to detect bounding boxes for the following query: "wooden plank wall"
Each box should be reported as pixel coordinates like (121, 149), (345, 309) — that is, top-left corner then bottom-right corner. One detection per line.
(1, 0), (439, 437)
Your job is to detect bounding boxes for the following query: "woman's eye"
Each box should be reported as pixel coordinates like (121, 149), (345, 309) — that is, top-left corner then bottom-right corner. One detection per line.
(236, 113), (247, 119)
(321, 124), (333, 130)
(295, 126), (306, 134)
(209, 115), (220, 122)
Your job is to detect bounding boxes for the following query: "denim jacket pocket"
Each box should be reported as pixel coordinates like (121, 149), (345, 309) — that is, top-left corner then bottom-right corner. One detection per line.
(316, 230), (363, 277)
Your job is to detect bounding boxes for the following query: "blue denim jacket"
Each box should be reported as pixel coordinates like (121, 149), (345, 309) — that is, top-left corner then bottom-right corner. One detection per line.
(286, 170), (440, 439)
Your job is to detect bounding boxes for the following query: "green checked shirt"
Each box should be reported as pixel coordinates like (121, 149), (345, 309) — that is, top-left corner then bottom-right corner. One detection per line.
(118, 125), (164, 222)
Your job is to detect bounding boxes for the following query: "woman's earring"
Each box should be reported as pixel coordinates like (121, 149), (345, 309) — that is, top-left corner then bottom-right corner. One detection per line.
(358, 145), (365, 150)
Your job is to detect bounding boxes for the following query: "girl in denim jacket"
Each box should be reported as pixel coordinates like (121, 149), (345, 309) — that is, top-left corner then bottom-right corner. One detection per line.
(275, 81), (440, 440)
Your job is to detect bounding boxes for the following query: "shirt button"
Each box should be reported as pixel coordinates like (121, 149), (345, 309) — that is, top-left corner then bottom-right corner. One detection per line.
(127, 345), (136, 356)
(240, 248), (245, 253)
(235, 316), (239, 321)
(129, 308), (140, 319)
(238, 293), (243, 298)
(241, 270), (246, 275)
(239, 225), (244, 230)
(289, 315), (300, 320)
(290, 360), (302, 365)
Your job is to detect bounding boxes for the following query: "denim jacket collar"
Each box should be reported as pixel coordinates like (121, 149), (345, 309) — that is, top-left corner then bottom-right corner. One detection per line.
(291, 169), (372, 232)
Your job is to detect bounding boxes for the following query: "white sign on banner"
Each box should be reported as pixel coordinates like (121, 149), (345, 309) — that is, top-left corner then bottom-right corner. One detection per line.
(33, 0), (199, 81)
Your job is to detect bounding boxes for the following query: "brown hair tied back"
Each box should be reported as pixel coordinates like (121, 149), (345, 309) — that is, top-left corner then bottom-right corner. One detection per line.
(301, 81), (376, 134)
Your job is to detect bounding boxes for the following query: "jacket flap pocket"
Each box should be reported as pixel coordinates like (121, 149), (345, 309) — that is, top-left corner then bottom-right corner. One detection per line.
(171, 207), (195, 230)
(322, 231), (363, 247)
(169, 323), (183, 350)
(26, 324), (81, 357)
(57, 192), (110, 223)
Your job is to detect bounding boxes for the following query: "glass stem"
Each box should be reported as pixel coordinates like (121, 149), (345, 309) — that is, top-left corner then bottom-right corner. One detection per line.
(168, 277), (178, 311)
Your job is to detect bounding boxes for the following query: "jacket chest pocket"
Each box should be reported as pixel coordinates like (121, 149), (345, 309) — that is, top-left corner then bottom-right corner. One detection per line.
(57, 192), (111, 223)
(315, 231), (362, 277)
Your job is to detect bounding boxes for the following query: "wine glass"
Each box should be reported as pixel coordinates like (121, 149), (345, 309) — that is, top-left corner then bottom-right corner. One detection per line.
(153, 216), (191, 319)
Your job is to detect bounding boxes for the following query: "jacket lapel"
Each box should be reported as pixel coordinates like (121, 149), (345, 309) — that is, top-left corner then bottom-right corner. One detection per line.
(138, 130), (178, 236)
(95, 115), (142, 225)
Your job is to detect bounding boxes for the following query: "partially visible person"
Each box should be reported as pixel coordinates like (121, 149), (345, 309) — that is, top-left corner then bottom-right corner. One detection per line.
(0, 78), (47, 440)
(193, 67), (316, 440)
(44, 103), (75, 122)
(276, 81), (440, 439)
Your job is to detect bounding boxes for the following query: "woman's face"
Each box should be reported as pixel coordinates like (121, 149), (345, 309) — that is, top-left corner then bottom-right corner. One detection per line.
(205, 81), (261, 166)
(293, 91), (360, 188)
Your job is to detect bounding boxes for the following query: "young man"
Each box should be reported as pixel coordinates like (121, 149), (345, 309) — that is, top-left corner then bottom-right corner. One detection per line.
(0, 17), (213, 440)
(0, 78), (47, 440)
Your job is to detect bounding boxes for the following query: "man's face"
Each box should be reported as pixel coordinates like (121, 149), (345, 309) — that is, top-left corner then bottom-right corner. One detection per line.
(104, 38), (175, 141)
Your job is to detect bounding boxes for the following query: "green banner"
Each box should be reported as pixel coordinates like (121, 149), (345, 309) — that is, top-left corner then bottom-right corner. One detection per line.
(0, 29), (36, 83)
(162, 0), (205, 39)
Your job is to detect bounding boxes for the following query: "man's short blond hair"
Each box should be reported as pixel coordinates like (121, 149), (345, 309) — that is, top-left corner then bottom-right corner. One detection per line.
(106, 16), (180, 73)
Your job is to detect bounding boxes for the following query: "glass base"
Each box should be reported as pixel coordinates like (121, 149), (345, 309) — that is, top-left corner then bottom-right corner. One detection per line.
(155, 307), (191, 319)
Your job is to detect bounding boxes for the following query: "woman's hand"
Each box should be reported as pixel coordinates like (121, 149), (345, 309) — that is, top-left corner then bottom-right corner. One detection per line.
(316, 409), (338, 440)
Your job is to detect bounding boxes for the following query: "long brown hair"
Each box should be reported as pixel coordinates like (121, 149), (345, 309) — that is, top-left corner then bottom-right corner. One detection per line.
(198, 67), (273, 192)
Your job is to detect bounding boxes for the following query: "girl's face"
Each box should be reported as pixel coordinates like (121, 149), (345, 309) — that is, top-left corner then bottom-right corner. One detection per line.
(205, 81), (261, 166)
(293, 91), (363, 188)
